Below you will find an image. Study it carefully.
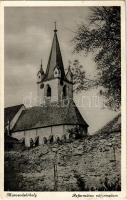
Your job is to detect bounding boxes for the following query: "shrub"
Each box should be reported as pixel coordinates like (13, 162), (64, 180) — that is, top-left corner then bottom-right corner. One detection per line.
(48, 135), (54, 144)
(67, 127), (84, 140)
(43, 137), (47, 144)
(73, 171), (89, 191)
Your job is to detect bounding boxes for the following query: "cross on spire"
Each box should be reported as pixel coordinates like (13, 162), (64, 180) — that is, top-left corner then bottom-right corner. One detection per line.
(54, 21), (57, 32)
(41, 59), (42, 67)
(40, 59), (44, 74)
(45, 22), (66, 81)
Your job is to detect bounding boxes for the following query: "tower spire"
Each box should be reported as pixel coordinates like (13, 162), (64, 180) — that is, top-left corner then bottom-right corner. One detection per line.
(44, 24), (66, 81)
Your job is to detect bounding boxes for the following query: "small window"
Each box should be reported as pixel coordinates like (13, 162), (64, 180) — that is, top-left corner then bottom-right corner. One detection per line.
(54, 67), (61, 78)
(47, 85), (51, 97)
(63, 85), (67, 97)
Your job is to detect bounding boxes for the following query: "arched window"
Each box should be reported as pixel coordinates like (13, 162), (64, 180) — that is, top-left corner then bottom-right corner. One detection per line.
(63, 85), (67, 98)
(47, 85), (51, 97)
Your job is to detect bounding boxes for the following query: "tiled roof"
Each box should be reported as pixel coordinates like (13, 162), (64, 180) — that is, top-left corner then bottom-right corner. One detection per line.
(12, 101), (88, 132)
(4, 104), (24, 126)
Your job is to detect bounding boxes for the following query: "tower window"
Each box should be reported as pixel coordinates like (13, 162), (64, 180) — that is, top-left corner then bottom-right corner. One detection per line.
(47, 85), (51, 97)
(63, 85), (67, 98)
(54, 67), (61, 78)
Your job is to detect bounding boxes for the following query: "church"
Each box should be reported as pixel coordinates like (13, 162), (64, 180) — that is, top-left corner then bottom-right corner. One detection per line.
(5, 26), (89, 147)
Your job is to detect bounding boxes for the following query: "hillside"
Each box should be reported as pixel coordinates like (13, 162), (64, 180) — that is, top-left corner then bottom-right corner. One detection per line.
(4, 114), (121, 191)
(95, 113), (121, 135)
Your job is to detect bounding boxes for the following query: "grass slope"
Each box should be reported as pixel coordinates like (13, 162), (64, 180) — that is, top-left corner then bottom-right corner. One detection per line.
(4, 114), (121, 191)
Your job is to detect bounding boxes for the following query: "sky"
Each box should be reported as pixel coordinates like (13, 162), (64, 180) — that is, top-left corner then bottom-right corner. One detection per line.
(4, 7), (119, 134)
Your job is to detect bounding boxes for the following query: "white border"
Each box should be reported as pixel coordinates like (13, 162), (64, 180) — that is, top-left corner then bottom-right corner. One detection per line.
(0, 1), (126, 200)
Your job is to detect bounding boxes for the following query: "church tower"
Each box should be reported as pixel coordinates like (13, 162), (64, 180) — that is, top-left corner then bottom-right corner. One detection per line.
(37, 24), (73, 105)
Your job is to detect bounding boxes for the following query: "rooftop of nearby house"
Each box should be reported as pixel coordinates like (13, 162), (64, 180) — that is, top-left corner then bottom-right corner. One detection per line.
(4, 104), (25, 126)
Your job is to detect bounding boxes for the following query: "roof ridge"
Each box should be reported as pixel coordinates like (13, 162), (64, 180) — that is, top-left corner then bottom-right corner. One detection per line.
(5, 104), (24, 110)
(72, 101), (89, 127)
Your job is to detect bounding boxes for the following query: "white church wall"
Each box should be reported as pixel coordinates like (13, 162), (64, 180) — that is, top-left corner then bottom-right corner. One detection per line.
(11, 124), (87, 147)
(25, 131), (30, 147)
(12, 131), (25, 140)
(52, 125), (63, 138)
(37, 81), (45, 105)
(37, 127), (52, 144)
(26, 129), (37, 141)
(64, 124), (74, 131)
(24, 129), (37, 147)
(41, 88), (45, 104)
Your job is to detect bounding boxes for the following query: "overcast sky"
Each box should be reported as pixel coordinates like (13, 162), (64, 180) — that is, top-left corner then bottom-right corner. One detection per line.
(4, 7), (119, 134)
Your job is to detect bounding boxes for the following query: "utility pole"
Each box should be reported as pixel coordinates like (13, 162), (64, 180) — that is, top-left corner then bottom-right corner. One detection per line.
(51, 146), (59, 191)
(53, 150), (58, 191)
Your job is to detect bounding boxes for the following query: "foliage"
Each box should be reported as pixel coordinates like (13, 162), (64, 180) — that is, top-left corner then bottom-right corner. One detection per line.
(98, 176), (121, 191)
(67, 126), (84, 140)
(70, 59), (96, 92)
(73, 169), (121, 191)
(73, 170), (89, 191)
(48, 135), (54, 144)
(72, 7), (121, 110)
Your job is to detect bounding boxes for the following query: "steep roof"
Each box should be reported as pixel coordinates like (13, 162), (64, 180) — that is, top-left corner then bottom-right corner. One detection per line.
(12, 101), (88, 132)
(66, 65), (73, 83)
(44, 29), (66, 81)
(37, 60), (44, 76)
(4, 104), (24, 126)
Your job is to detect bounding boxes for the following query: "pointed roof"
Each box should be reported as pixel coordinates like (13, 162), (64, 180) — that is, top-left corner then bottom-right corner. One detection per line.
(66, 65), (73, 83)
(37, 60), (44, 76)
(44, 27), (66, 81)
(40, 60), (44, 74)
